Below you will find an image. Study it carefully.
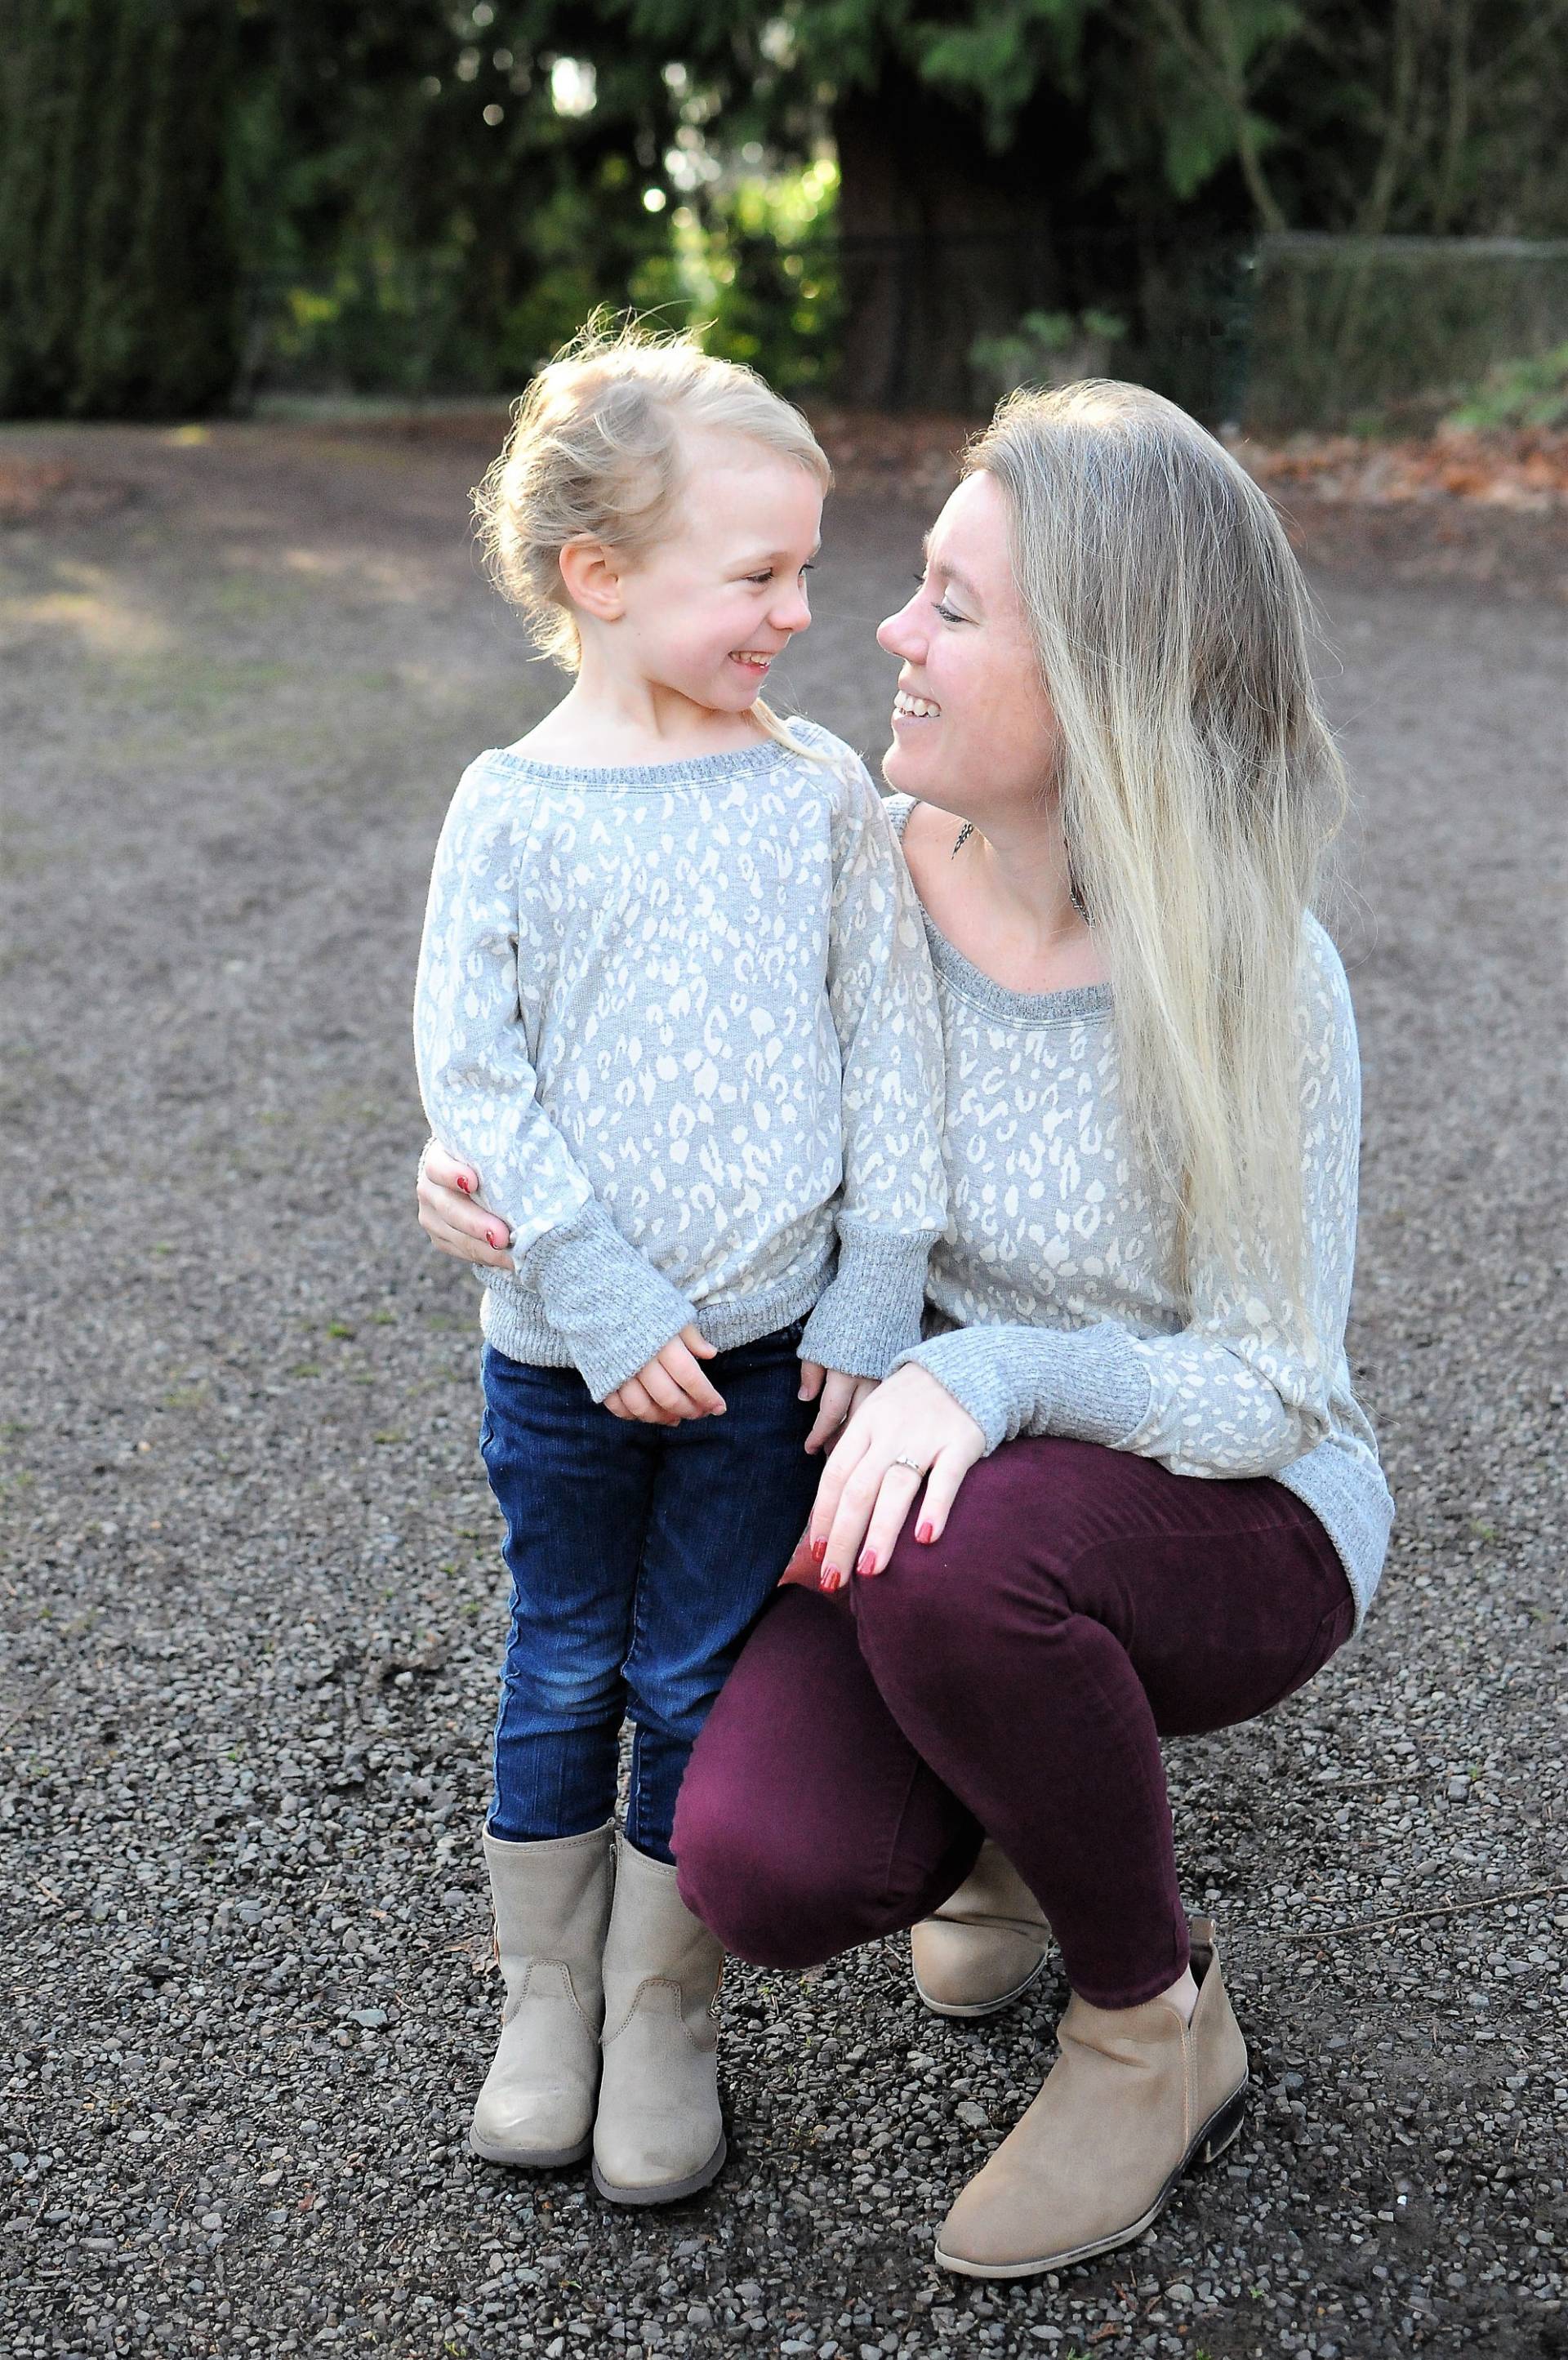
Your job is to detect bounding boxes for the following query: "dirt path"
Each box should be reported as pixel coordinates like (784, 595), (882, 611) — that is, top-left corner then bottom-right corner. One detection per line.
(2, 417), (1564, 2360)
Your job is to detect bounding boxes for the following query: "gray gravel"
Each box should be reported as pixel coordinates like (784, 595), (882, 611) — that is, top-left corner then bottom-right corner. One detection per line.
(2, 416), (1565, 2360)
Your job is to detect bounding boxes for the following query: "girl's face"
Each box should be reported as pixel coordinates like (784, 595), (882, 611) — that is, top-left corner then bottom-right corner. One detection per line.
(876, 470), (1059, 822)
(608, 431), (822, 714)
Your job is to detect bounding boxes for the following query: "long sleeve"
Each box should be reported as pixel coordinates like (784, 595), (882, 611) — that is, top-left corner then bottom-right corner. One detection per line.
(903, 920), (1362, 1476)
(797, 752), (947, 1379)
(412, 759), (696, 1400)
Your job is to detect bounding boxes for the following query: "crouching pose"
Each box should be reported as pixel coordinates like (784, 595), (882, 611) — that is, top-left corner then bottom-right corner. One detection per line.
(412, 322), (944, 2203)
(421, 375), (1392, 2274)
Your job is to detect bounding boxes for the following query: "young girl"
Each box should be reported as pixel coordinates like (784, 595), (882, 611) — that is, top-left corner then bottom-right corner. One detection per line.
(412, 322), (946, 2205)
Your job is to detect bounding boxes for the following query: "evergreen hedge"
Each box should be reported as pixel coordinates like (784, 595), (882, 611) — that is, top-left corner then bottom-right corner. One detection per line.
(0, 0), (240, 420)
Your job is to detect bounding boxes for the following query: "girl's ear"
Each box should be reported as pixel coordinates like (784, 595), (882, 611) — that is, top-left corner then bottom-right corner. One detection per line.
(559, 536), (626, 623)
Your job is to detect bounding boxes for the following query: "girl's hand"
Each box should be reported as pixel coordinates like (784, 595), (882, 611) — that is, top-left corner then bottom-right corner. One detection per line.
(798, 1362), (879, 1454)
(777, 1527), (821, 1589)
(416, 1140), (514, 1269)
(604, 1326), (725, 1425)
(808, 1363), (986, 1589)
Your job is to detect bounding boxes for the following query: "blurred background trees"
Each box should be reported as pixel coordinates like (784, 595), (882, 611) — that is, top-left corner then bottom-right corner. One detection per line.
(2, 0), (1565, 421)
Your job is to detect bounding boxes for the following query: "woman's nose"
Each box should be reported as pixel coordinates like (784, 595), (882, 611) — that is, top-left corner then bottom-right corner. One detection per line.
(877, 598), (922, 659)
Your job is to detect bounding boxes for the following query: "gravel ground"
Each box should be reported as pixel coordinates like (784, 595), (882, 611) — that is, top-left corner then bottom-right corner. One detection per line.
(2, 416), (1564, 2360)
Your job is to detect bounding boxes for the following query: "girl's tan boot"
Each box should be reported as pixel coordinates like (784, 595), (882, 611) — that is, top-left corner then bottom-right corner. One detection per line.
(469, 1822), (615, 2168)
(591, 1835), (727, 2206)
(934, 1917), (1248, 2278)
(911, 1840), (1053, 2018)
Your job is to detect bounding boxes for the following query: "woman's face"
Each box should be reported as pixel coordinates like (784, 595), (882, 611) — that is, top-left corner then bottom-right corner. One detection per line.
(876, 470), (1059, 823)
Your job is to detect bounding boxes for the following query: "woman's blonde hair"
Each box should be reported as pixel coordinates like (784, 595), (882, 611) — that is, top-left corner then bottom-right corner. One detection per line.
(967, 381), (1346, 1311)
(474, 314), (831, 746)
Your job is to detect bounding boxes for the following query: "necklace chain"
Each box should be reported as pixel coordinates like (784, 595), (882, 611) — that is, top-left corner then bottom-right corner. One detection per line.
(951, 817), (1089, 924)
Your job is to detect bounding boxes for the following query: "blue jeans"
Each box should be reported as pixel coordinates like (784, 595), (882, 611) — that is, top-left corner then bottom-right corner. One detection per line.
(479, 1321), (821, 1864)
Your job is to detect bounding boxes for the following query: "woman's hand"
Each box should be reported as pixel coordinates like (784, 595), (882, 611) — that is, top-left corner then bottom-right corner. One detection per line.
(798, 1362), (880, 1454)
(808, 1363), (986, 1589)
(416, 1140), (514, 1270)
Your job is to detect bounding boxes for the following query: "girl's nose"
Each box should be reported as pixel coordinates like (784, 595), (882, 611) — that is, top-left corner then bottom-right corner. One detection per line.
(771, 577), (813, 634)
(877, 597), (923, 659)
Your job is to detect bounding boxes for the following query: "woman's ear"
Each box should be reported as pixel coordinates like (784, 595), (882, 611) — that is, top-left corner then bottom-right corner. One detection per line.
(559, 536), (626, 623)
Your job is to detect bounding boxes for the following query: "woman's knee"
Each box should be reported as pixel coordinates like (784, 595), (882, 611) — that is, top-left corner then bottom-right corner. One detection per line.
(672, 1773), (860, 1968)
(862, 1476), (1071, 1685)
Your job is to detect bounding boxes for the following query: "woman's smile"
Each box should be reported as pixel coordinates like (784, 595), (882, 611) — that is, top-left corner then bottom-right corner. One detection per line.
(893, 686), (942, 723)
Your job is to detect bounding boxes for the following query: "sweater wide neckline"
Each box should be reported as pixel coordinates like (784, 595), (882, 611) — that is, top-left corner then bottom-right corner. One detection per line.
(885, 794), (1114, 1030)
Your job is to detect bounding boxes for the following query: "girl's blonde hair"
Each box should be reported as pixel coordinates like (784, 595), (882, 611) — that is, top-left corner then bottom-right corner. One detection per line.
(967, 381), (1346, 1313)
(474, 314), (831, 746)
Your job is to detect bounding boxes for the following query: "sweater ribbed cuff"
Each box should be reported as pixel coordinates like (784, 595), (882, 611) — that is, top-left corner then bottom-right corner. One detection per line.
(516, 1198), (697, 1401)
(894, 1320), (1152, 1455)
(797, 1227), (938, 1380)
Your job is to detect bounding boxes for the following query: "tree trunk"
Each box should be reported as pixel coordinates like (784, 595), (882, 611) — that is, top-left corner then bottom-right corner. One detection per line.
(831, 64), (1101, 410)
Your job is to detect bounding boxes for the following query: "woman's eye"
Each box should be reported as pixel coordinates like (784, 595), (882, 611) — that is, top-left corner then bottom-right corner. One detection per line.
(746, 569), (774, 585)
(935, 601), (966, 625)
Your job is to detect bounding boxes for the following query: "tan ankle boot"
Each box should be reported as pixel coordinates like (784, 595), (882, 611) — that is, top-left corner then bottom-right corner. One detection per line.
(592, 1835), (727, 2206)
(911, 1840), (1052, 2018)
(469, 1822), (614, 2168)
(934, 1917), (1248, 2278)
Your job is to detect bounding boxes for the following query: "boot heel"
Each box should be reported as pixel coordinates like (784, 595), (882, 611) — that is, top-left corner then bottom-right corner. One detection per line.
(1196, 2082), (1248, 2166)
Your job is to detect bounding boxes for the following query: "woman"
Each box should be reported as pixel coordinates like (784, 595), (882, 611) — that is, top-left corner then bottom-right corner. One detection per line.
(416, 381), (1392, 2279)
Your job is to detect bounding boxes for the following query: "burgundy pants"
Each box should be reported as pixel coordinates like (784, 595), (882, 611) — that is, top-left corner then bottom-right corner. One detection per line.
(674, 1436), (1353, 2007)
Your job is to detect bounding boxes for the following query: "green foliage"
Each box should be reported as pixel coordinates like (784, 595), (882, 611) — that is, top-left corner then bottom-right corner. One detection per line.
(970, 305), (1127, 398)
(11, 0), (1564, 416)
(675, 162), (844, 391)
(233, 4), (682, 396)
(622, 0), (1568, 238)
(1446, 344), (1568, 433)
(917, 0), (1096, 143)
(0, 0), (240, 421)
(0, 0), (90, 414)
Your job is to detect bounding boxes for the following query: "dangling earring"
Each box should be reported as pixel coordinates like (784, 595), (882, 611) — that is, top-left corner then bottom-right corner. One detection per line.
(951, 821), (974, 857)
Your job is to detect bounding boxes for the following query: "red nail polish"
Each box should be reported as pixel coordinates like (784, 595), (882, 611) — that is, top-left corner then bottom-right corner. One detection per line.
(487, 1228), (503, 1249)
(817, 1568), (834, 1592)
(456, 1175), (470, 1193)
(856, 1549), (876, 1579)
(810, 1538), (826, 1564)
(916, 1521), (933, 1545)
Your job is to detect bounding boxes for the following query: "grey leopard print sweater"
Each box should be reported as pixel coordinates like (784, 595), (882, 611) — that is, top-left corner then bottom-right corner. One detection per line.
(884, 795), (1392, 1626)
(413, 725), (947, 1401)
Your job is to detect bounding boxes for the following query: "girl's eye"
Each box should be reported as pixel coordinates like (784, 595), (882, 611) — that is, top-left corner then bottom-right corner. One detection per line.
(800, 560), (816, 575)
(746, 569), (774, 585)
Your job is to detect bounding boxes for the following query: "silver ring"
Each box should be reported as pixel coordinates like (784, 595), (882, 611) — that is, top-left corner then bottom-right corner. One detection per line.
(891, 1454), (926, 1476)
